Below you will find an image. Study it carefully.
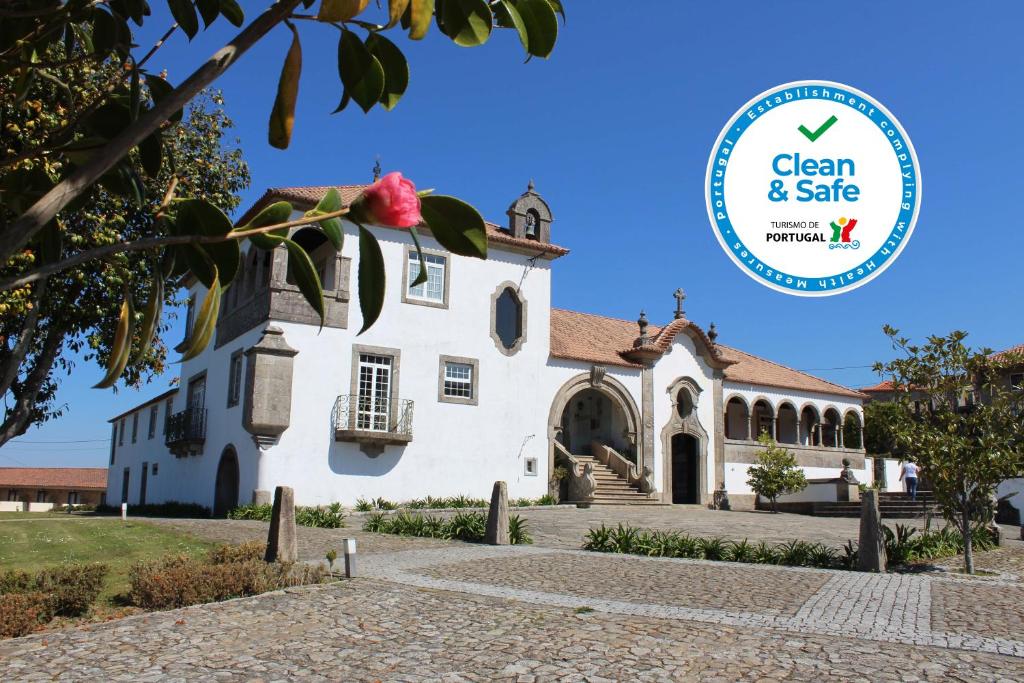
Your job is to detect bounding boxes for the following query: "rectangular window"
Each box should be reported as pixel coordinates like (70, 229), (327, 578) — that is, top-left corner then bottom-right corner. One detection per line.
(356, 353), (392, 431)
(152, 463), (159, 476)
(443, 362), (473, 399)
(8, 489), (18, 502)
(118, 418), (125, 446)
(164, 397), (174, 431)
(110, 424), (117, 465)
(67, 491), (80, 505)
(184, 295), (196, 338)
(1012, 373), (1024, 390)
(148, 405), (158, 439)
(36, 490), (47, 503)
(131, 412), (139, 443)
(227, 350), (244, 408)
(188, 375), (206, 413)
(407, 252), (446, 303)
(121, 468), (130, 504)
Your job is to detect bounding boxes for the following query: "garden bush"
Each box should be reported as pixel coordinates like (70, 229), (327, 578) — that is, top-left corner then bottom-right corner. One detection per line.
(581, 523), (1001, 571)
(356, 494), (556, 512)
(128, 543), (326, 610)
(229, 503), (345, 528)
(0, 592), (53, 639)
(35, 563), (108, 616)
(362, 511), (532, 544)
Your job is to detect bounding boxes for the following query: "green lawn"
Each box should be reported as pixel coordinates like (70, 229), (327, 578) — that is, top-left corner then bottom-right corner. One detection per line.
(0, 518), (216, 603)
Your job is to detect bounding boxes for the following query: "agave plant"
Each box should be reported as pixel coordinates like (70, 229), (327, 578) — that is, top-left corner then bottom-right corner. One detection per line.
(753, 541), (781, 565)
(583, 525), (613, 552)
(354, 498), (373, 513)
(508, 514), (533, 545)
(807, 543), (839, 569)
(362, 513), (386, 533)
(727, 539), (755, 563)
(697, 536), (727, 561)
(610, 524), (641, 554)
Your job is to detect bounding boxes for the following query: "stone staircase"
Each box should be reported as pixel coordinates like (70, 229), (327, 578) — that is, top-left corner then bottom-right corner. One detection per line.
(572, 454), (663, 505)
(811, 491), (942, 519)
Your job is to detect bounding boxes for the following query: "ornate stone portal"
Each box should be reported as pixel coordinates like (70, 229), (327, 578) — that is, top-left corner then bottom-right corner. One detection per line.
(660, 376), (711, 505)
(243, 326), (298, 449)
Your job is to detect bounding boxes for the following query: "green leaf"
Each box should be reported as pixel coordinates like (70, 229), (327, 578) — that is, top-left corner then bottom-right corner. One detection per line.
(196, 0), (220, 27)
(129, 59), (141, 119)
(138, 131), (162, 178)
(546, 0), (565, 23)
(305, 188), (344, 249)
(319, 0), (369, 21)
(132, 271), (164, 364)
(173, 199), (240, 286)
(86, 102), (131, 139)
(146, 75), (183, 123)
(36, 220), (62, 264)
(283, 238), (325, 326)
(357, 226), (386, 334)
(365, 33), (408, 111)
(269, 22), (302, 150)
(409, 0), (434, 39)
(180, 270), (222, 361)
(168, 0), (200, 40)
(218, 0), (244, 26)
(408, 226), (427, 287)
(440, 0), (492, 47)
(93, 295), (134, 389)
(419, 194), (487, 259)
(241, 200), (293, 249)
(494, 0), (528, 53)
(513, 0), (557, 58)
(337, 28), (385, 114)
(387, 0), (411, 27)
(91, 8), (118, 55)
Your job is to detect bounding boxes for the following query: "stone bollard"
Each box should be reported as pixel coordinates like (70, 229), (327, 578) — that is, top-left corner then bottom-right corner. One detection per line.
(265, 486), (297, 563)
(485, 481), (510, 545)
(858, 489), (887, 572)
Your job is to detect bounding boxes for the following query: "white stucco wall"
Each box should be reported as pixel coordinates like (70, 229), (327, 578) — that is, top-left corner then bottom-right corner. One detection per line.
(997, 477), (1024, 519)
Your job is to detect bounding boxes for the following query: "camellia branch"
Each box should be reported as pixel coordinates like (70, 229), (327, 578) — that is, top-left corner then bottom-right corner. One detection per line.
(0, 0), (304, 264)
(0, 207), (351, 292)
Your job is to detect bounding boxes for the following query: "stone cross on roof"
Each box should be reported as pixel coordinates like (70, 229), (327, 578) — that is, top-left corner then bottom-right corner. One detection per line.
(673, 288), (686, 319)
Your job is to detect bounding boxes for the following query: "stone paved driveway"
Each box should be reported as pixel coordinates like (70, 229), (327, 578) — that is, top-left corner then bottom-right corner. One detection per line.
(2, 511), (1024, 681)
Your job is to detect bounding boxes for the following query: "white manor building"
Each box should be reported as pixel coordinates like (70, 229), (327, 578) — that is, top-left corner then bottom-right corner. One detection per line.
(106, 182), (870, 515)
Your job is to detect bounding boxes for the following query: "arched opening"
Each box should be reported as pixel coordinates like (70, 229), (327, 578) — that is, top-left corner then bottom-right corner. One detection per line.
(558, 388), (633, 459)
(724, 397), (749, 440)
(800, 405), (821, 446)
(843, 411), (863, 449)
(287, 228), (333, 289)
(776, 402), (799, 444)
(822, 408), (841, 448)
(213, 446), (240, 518)
(676, 389), (694, 419)
(670, 433), (699, 504)
(752, 399), (774, 440)
(524, 209), (540, 240)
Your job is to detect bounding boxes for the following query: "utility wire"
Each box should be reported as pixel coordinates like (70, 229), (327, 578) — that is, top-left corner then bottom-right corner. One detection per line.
(6, 437), (109, 444)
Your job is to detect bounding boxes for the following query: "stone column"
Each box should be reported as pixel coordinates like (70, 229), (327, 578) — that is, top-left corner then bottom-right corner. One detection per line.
(485, 481), (510, 545)
(838, 424), (845, 448)
(712, 374), (726, 491)
(858, 489), (887, 572)
(265, 486), (297, 563)
(746, 415), (752, 441)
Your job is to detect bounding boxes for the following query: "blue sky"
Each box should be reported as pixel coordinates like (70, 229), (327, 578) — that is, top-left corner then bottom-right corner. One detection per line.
(7, 0), (1023, 468)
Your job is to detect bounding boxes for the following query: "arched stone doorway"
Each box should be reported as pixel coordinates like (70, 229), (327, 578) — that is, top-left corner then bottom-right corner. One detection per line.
(213, 446), (239, 517)
(671, 433), (700, 503)
(548, 371), (642, 475)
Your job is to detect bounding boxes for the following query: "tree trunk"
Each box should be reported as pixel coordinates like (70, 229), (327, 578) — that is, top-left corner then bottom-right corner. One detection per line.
(771, 496), (778, 513)
(961, 506), (974, 575)
(0, 324), (63, 447)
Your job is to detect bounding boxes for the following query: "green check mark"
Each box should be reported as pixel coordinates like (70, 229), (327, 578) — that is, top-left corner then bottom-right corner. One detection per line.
(798, 115), (838, 142)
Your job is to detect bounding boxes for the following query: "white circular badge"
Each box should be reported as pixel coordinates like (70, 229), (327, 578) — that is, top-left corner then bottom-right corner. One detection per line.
(705, 81), (921, 296)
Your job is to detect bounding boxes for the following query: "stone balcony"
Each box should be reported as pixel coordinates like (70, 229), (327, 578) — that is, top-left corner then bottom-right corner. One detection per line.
(723, 439), (865, 469)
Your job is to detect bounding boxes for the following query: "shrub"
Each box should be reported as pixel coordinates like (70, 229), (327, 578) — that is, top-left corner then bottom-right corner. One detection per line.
(727, 539), (755, 563)
(228, 503), (273, 521)
(34, 564), (108, 616)
(508, 514), (532, 545)
(0, 592), (53, 639)
(746, 433), (807, 512)
(354, 498), (373, 512)
(361, 510), (531, 544)
(697, 536), (727, 561)
(128, 553), (326, 610)
(536, 494), (558, 506)
(582, 524), (613, 552)
(97, 501), (211, 518)
(208, 541), (266, 564)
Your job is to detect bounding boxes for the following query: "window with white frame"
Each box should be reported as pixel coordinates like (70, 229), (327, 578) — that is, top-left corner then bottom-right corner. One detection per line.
(444, 362), (473, 399)
(227, 350), (244, 408)
(118, 418), (125, 446)
(357, 353), (392, 431)
(407, 252), (446, 303)
(131, 412), (139, 443)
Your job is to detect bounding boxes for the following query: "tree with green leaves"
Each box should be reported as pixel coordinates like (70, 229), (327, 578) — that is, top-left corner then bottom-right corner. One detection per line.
(0, 85), (249, 445)
(747, 432), (808, 513)
(873, 326), (1024, 574)
(0, 0), (564, 438)
(862, 399), (904, 457)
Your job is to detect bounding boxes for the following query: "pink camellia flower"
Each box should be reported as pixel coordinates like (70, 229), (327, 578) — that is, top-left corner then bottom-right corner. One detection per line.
(354, 172), (422, 228)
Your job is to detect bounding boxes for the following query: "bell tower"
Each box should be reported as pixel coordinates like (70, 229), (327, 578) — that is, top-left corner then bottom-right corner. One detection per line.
(506, 180), (553, 244)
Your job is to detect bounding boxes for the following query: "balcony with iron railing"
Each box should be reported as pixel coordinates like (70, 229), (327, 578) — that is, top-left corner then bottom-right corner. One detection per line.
(164, 406), (207, 457)
(332, 394), (414, 446)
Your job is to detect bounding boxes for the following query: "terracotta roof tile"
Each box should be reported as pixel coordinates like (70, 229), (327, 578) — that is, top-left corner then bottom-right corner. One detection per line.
(550, 309), (863, 399)
(860, 380), (896, 393)
(991, 343), (1024, 364)
(235, 185), (569, 259)
(717, 345), (866, 400)
(0, 468), (107, 490)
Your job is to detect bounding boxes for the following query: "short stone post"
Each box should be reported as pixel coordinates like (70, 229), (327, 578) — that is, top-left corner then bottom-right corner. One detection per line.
(858, 489), (887, 572)
(265, 486), (297, 563)
(485, 481), (510, 545)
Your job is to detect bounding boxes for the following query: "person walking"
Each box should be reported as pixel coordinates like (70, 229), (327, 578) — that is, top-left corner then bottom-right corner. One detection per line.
(899, 460), (920, 501)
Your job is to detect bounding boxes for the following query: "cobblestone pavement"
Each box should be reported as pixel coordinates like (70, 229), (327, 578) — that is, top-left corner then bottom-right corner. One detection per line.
(2, 515), (1024, 680)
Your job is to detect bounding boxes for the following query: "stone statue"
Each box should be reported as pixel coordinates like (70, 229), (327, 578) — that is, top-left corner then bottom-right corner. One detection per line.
(839, 457), (859, 484)
(639, 465), (655, 495)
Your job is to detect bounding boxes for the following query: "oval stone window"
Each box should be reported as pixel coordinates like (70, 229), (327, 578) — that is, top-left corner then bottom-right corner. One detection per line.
(494, 287), (524, 352)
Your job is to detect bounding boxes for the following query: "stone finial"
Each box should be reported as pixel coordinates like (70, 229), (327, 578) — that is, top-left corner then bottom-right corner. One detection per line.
(673, 288), (686, 319)
(485, 481), (510, 545)
(708, 322), (718, 344)
(265, 486), (297, 563)
(527, 178), (535, 192)
(637, 310), (649, 344)
(372, 157), (382, 181)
